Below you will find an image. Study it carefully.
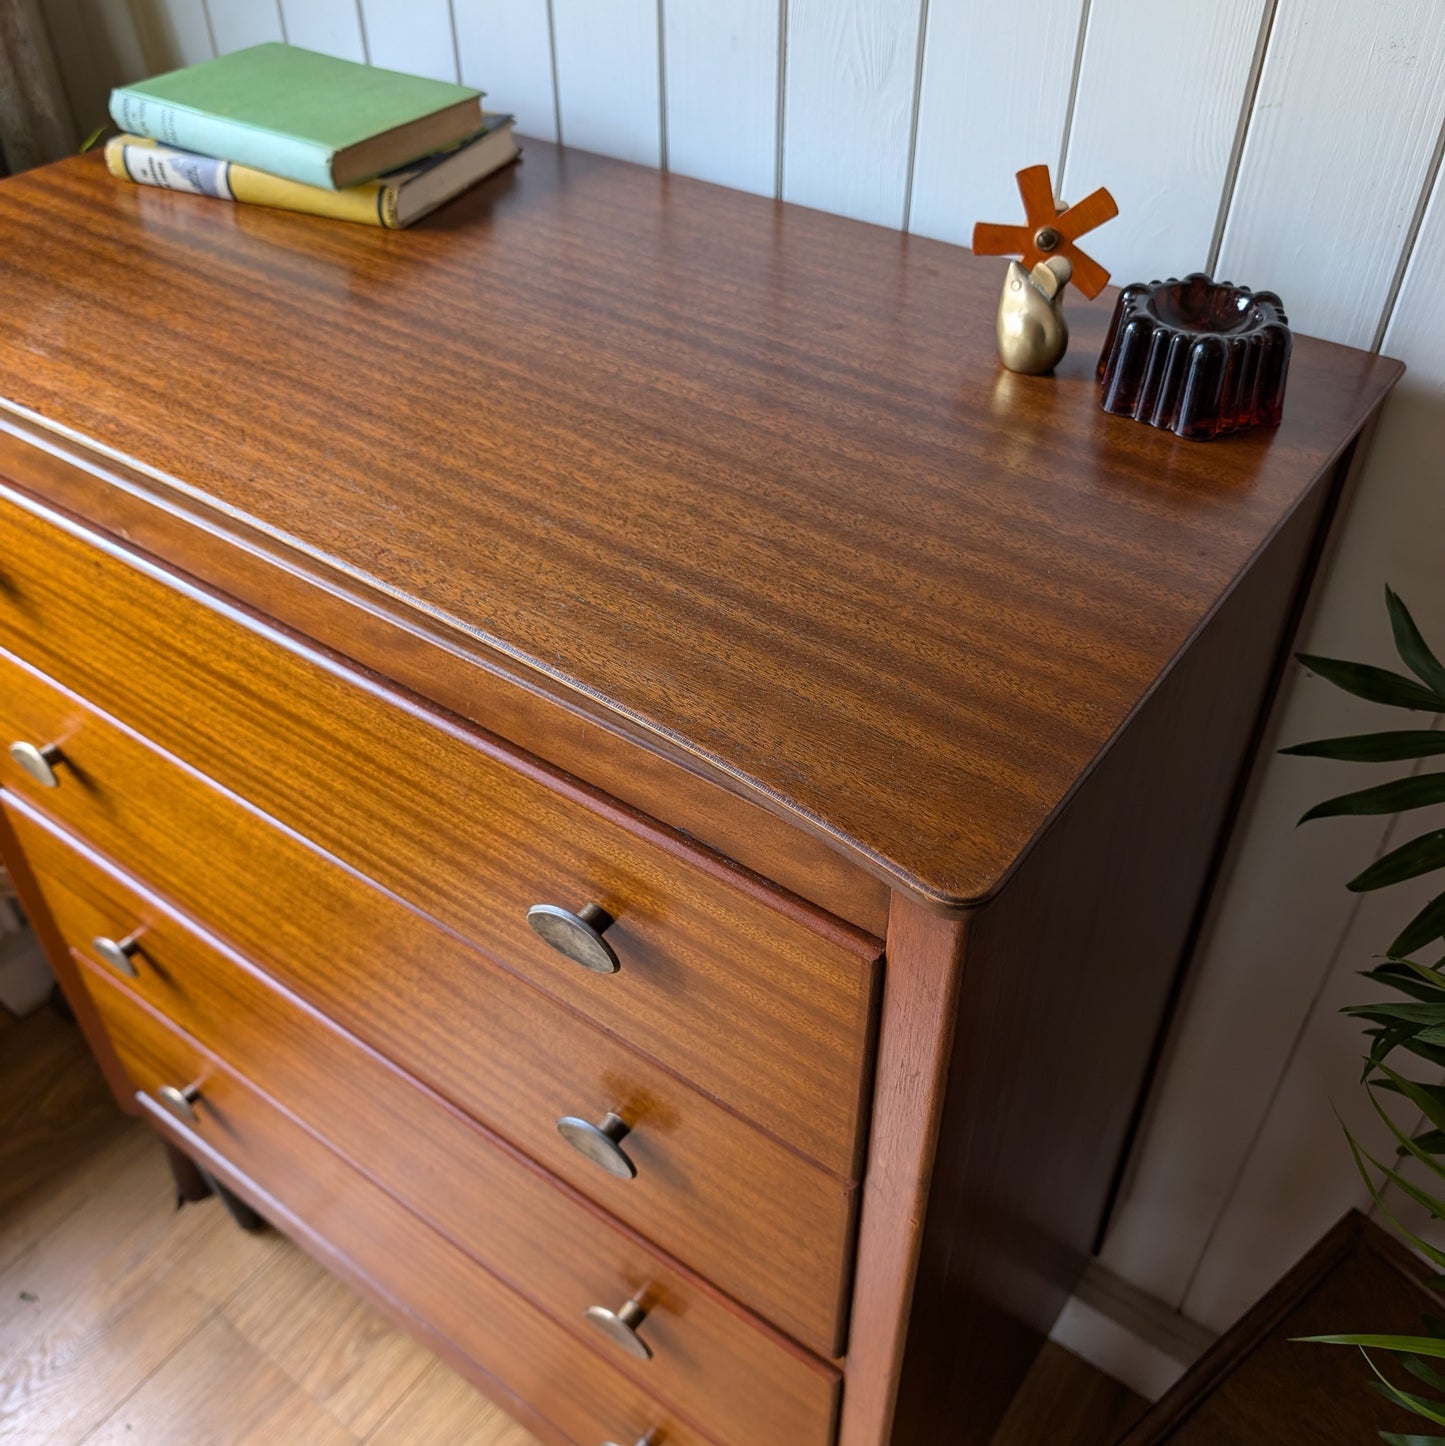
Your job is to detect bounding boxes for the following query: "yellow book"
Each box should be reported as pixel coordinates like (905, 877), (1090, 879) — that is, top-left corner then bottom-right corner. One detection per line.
(104, 117), (516, 228)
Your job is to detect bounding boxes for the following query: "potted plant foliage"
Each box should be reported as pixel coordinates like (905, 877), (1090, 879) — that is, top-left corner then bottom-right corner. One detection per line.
(1282, 588), (1445, 1440)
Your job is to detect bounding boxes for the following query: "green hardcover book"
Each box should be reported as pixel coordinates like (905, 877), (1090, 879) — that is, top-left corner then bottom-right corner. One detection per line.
(109, 43), (483, 191)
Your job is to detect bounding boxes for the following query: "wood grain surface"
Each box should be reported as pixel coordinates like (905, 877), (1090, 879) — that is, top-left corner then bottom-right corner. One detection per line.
(0, 484), (882, 1176)
(0, 458), (890, 938)
(86, 970), (733, 1446)
(0, 655), (856, 1356)
(17, 801), (839, 1446)
(0, 146), (1401, 909)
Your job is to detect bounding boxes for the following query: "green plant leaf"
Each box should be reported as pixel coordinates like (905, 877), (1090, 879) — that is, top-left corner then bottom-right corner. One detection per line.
(1305, 1335), (1445, 1358)
(1374, 1064), (1445, 1139)
(1402, 1131), (1445, 1158)
(1367, 1081), (1445, 1188)
(1297, 654), (1445, 712)
(1303, 774), (1445, 824)
(1350, 830), (1445, 893)
(1380, 1434), (1445, 1445)
(1366, 1364), (1445, 1429)
(1281, 731), (1445, 762)
(1347, 1002), (1445, 1028)
(1390, 1033), (1445, 1071)
(1389, 589), (1445, 697)
(1344, 1131), (1445, 1270)
(1405, 1356), (1445, 1395)
(1395, 897), (1445, 958)
(1366, 960), (1445, 1003)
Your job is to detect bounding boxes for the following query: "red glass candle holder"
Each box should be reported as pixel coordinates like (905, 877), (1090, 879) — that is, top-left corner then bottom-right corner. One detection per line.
(1097, 273), (1291, 441)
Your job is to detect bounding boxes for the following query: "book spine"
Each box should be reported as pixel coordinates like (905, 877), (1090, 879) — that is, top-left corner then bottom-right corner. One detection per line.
(108, 89), (339, 190)
(105, 137), (397, 228)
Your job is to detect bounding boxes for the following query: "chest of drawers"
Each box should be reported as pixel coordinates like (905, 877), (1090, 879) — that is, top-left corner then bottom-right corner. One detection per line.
(0, 143), (1400, 1445)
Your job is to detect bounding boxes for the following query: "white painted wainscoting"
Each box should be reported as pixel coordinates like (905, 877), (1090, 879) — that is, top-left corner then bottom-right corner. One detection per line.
(34, 0), (1445, 1399)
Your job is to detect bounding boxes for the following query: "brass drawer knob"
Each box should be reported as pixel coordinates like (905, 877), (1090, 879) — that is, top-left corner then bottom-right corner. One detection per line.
(556, 1111), (636, 1179)
(584, 1291), (653, 1361)
(92, 931), (143, 979)
(8, 740), (65, 788)
(156, 1082), (202, 1125)
(526, 901), (620, 974)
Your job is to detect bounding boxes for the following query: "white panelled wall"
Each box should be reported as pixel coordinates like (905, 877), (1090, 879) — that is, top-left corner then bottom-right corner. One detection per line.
(35, 0), (1445, 1400)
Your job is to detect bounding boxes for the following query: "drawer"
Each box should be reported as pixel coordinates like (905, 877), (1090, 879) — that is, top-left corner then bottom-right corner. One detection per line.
(18, 797), (838, 1446)
(0, 488), (880, 1178)
(84, 961), (748, 1446)
(0, 654), (856, 1356)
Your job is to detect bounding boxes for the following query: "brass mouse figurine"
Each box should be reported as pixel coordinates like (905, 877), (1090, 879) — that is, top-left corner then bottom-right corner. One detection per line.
(996, 254), (1073, 374)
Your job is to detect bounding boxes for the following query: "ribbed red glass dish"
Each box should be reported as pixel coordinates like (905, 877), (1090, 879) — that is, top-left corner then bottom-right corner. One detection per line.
(1097, 272), (1291, 441)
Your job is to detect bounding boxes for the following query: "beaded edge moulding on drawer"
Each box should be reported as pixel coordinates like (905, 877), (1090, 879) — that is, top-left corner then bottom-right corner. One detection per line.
(1097, 272), (1293, 441)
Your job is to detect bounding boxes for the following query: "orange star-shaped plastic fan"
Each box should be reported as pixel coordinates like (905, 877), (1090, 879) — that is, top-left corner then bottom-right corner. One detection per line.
(971, 164), (1118, 300)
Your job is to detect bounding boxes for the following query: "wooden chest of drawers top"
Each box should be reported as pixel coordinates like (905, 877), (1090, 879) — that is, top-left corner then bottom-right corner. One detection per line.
(0, 144), (1401, 911)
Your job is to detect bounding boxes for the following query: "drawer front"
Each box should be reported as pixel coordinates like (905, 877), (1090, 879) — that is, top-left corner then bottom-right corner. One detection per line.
(0, 652), (855, 1356)
(16, 797), (837, 1446)
(84, 962), (742, 1446)
(0, 488), (879, 1178)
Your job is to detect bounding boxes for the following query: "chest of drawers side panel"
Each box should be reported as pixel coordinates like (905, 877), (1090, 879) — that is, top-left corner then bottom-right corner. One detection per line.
(880, 458), (1344, 1445)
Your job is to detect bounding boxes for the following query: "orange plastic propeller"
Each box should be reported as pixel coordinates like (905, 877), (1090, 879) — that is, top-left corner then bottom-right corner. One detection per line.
(971, 164), (1118, 300)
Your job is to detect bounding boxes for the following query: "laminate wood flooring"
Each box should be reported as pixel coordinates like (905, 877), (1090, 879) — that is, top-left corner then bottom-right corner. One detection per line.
(0, 1004), (536, 1446)
(1, 1004), (1141, 1445)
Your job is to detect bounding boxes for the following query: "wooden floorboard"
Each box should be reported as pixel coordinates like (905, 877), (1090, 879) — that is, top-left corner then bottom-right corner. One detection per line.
(990, 1341), (1148, 1446)
(0, 1005), (537, 1446)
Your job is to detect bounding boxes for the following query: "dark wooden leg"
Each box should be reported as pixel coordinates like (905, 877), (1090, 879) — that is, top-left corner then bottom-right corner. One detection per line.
(162, 1139), (213, 1206)
(197, 1164), (268, 1232)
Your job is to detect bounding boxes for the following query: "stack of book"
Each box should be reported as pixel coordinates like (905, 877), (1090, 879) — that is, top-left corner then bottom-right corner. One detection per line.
(105, 43), (518, 229)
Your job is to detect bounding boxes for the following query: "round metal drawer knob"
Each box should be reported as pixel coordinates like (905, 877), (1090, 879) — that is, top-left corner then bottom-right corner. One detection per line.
(157, 1083), (202, 1125)
(92, 931), (143, 979)
(602, 1434), (657, 1446)
(526, 902), (620, 974)
(8, 741), (64, 788)
(556, 1111), (637, 1179)
(584, 1291), (653, 1361)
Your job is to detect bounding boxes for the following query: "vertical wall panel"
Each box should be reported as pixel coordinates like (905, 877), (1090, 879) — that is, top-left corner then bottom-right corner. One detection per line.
(909, 0), (1082, 246)
(280, 0), (368, 62)
(1217, 0), (1445, 349)
(454, 0), (557, 142)
(359, 0), (459, 82)
(663, 0), (778, 197)
(1098, 677), (1415, 1306)
(1181, 819), (1445, 1329)
(128, 0), (215, 71)
(207, 0), (286, 52)
(782, 0), (923, 226)
(1063, 0), (1268, 284)
(552, 0), (661, 166)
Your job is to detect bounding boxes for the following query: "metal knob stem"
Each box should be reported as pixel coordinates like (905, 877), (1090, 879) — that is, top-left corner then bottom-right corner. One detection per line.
(526, 901), (620, 974)
(157, 1082), (202, 1125)
(556, 1111), (636, 1179)
(602, 1435), (657, 1446)
(92, 931), (143, 979)
(8, 741), (64, 788)
(584, 1291), (653, 1361)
